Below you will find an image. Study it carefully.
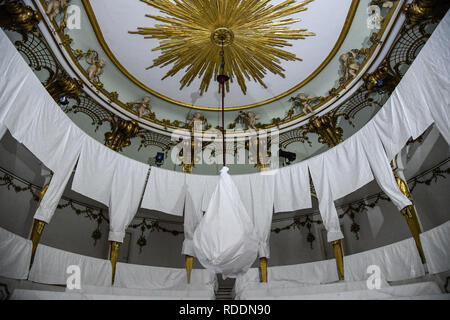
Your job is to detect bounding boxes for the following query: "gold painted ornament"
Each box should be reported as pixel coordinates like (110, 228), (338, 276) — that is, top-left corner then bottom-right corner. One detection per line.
(130, 0), (315, 95)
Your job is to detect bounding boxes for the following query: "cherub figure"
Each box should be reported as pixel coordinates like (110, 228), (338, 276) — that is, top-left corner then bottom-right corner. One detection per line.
(46, 0), (68, 21)
(129, 96), (152, 118)
(186, 112), (205, 129)
(371, 0), (394, 8)
(239, 111), (261, 130)
(340, 49), (360, 81)
(85, 51), (105, 82)
(295, 93), (316, 114)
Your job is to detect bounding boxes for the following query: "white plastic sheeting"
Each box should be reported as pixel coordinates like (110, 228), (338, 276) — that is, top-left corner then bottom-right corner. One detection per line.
(28, 244), (112, 286)
(114, 262), (217, 292)
(344, 237), (425, 282)
(71, 137), (149, 242)
(0, 227), (32, 280)
(420, 220), (450, 274)
(193, 167), (259, 278)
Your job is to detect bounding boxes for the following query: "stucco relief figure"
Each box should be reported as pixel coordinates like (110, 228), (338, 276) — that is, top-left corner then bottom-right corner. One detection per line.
(130, 96), (152, 118)
(85, 51), (105, 83)
(379, 1), (394, 8)
(46, 0), (68, 21)
(239, 111), (261, 130)
(340, 49), (360, 81)
(186, 112), (205, 129)
(295, 93), (316, 114)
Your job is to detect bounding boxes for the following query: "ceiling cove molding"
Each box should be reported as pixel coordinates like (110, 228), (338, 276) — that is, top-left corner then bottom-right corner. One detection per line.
(274, 0), (407, 136)
(81, 0), (360, 111)
(28, 0), (404, 139)
(27, 0), (176, 136)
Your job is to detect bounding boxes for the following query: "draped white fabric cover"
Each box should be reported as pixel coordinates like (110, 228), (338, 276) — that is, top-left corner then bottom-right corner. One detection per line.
(141, 166), (187, 216)
(0, 30), (85, 223)
(11, 287), (215, 300)
(236, 281), (444, 300)
(420, 220), (450, 274)
(308, 134), (374, 242)
(235, 280), (391, 300)
(183, 174), (218, 256)
(0, 124), (6, 141)
(234, 258), (339, 296)
(193, 167), (259, 278)
(231, 173), (275, 258)
(344, 237), (425, 282)
(71, 137), (149, 242)
(184, 171), (275, 259)
(28, 244), (112, 286)
(273, 162), (311, 213)
(395, 13), (450, 144)
(415, 11), (450, 144)
(68, 285), (216, 300)
(114, 262), (217, 291)
(0, 227), (32, 280)
(357, 122), (412, 211)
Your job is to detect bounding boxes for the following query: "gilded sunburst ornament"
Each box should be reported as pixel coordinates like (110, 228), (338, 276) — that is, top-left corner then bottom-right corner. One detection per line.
(130, 0), (315, 95)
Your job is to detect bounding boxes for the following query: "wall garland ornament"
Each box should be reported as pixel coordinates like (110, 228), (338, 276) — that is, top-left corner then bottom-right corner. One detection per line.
(0, 156), (448, 251)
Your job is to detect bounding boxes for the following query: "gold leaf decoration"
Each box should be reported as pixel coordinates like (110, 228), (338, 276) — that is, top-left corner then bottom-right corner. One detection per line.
(130, 0), (315, 95)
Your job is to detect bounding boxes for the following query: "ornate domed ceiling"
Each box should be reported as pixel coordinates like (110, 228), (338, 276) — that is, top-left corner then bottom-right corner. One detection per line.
(2, 0), (441, 173)
(88, 0), (351, 109)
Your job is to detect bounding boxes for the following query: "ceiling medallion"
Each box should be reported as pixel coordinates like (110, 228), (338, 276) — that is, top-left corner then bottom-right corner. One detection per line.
(130, 0), (315, 95)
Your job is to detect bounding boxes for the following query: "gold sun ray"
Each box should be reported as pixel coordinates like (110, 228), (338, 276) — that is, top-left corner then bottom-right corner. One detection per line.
(129, 0), (315, 95)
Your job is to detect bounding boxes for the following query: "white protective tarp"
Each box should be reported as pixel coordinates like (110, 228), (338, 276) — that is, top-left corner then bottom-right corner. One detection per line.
(193, 167), (259, 278)
(344, 237), (425, 282)
(71, 137), (149, 242)
(114, 262), (217, 291)
(141, 167), (187, 217)
(420, 220), (450, 274)
(28, 244), (112, 286)
(0, 227), (32, 280)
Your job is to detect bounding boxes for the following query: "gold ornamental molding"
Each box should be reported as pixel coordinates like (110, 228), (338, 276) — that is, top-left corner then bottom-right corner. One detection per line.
(130, 0), (315, 96)
(81, 0), (360, 111)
